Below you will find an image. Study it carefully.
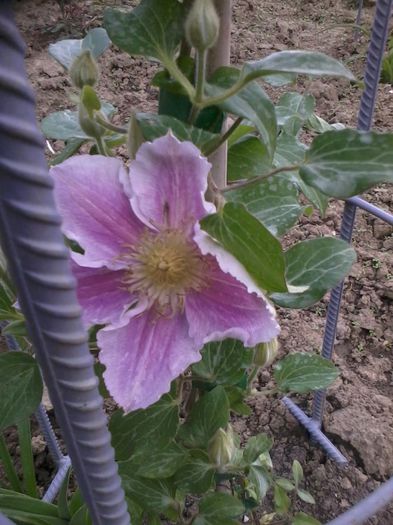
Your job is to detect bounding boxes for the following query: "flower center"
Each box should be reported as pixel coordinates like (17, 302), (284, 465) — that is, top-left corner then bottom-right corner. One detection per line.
(121, 230), (206, 315)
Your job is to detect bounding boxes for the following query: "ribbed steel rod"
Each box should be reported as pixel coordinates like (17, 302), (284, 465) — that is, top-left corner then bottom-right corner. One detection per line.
(42, 456), (71, 503)
(347, 196), (393, 225)
(325, 475), (393, 525)
(0, 4), (130, 525)
(0, 513), (16, 525)
(282, 397), (348, 465)
(311, 0), (393, 427)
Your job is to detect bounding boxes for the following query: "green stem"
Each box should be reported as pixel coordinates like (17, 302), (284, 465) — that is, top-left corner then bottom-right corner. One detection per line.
(195, 50), (207, 103)
(96, 135), (108, 156)
(197, 77), (246, 109)
(188, 50), (207, 124)
(95, 114), (127, 134)
(221, 164), (299, 193)
(203, 117), (243, 156)
(248, 366), (259, 387)
(18, 419), (38, 498)
(161, 56), (196, 101)
(0, 434), (22, 493)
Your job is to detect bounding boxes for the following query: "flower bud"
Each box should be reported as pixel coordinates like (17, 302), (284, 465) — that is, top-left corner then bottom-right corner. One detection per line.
(252, 338), (279, 368)
(127, 113), (144, 160)
(185, 0), (220, 51)
(208, 426), (236, 470)
(70, 50), (99, 89)
(78, 102), (104, 139)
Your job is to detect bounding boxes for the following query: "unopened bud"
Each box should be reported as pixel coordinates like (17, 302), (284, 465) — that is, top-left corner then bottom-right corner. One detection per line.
(70, 50), (99, 89)
(78, 103), (104, 139)
(253, 338), (279, 368)
(127, 113), (144, 160)
(208, 426), (236, 470)
(185, 0), (220, 51)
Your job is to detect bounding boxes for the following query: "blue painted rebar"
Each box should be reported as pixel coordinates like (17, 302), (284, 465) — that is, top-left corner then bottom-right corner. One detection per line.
(325, 475), (393, 525)
(311, 0), (393, 427)
(0, 4), (130, 525)
(282, 397), (348, 465)
(42, 456), (71, 503)
(347, 196), (393, 225)
(0, 513), (16, 525)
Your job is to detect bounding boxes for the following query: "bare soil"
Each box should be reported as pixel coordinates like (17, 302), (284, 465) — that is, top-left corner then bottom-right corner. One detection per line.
(4, 0), (393, 523)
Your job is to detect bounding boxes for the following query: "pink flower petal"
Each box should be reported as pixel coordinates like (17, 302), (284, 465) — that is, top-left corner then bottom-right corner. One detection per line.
(51, 155), (144, 269)
(97, 309), (201, 412)
(71, 260), (134, 327)
(185, 255), (279, 348)
(129, 134), (214, 233)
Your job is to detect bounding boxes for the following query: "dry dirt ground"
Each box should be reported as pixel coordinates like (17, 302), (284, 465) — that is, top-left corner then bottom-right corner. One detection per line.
(3, 0), (393, 523)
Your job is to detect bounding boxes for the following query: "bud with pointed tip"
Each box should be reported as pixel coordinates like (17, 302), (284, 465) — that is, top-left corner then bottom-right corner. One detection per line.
(252, 338), (279, 368)
(70, 50), (99, 89)
(185, 0), (220, 52)
(208, 426), (236, 471)
(127, 113), (144, 160)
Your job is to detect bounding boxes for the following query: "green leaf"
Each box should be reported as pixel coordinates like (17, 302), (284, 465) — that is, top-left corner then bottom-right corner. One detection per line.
(0, 489), (67, 525)
(119, 442), (187, 479)
(109, 394), (179, 461)
(2, 319), (28, 337)
(300, 129), (393, 198)
(274, 353), (339, 394)
(50, 139), (86, 166)
(0, 353), (43, 431)
(49, 28), (110, 69)
(192, 339), (250, 386)
(244, 434), (273, 464)
(248, 465), (270, 501)
(292, 460), (303, 487)
(194, 493), (244, 525)
(242, 50), (355, 83)
(207, 67), (277, 160)
(276, 478), (295, 492)
(225, 174), (304, 237)
(200, 202), (287, 293)
(174, 450), (215, 493)
(178, 386), (229, 448)
(274, 133), (328, 215)
(121, 474), (177, 516)
(104, 0), (184, 62)
(225, 386), (252, 416)
(136, 113), (218, 152)
(228, 136), (271, 182)
(297, 489), (316, 505)
(275, 92), (315, 136)
(69, 505), (91, 525)
(274, 484), (291, 514)
(306, 114), (345, 134)
(293, 512), (321, 525)
(41, 102), (115, 141)
(271, 237), (356, 308)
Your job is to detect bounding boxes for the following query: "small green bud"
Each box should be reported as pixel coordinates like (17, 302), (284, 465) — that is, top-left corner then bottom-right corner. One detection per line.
(127, 113), (144, 160)
(70, 50), (99, 89)
(78, 103), (104, 139)
(185, 0), (220, 51)
(208, 426), (236, 471)
(252, 338), (279, 368)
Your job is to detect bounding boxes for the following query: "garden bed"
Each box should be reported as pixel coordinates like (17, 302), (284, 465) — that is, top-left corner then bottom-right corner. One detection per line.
(3, 0), (393, 523)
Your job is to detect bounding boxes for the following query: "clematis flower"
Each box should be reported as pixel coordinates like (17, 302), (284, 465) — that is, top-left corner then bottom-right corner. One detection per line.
(52, 134), (279, 412)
